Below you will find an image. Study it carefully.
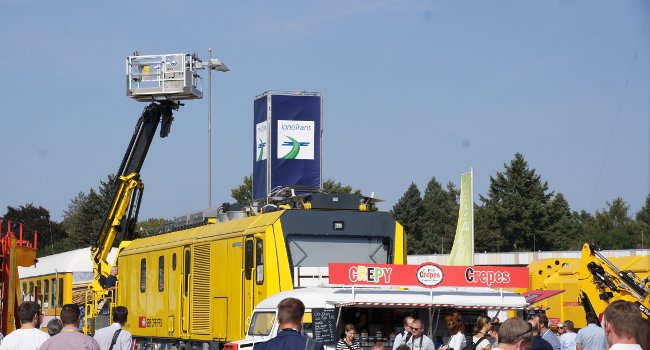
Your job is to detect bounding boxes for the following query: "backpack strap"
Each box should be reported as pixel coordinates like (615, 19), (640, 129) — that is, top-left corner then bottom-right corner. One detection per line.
(109, 329), (122, 350)
(473, 336), (488, 350)
(305, 336), (316, 350)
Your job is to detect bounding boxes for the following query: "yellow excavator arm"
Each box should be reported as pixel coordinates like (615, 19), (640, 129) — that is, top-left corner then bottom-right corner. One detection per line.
(577, 243), (650, 319)
(88, 173), (143, 292)
(84, 101), (178, 333)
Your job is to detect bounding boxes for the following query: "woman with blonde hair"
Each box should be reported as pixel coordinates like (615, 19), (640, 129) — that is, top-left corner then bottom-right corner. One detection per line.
(439, 311), (466, 350)
(472, 315), (492, 350)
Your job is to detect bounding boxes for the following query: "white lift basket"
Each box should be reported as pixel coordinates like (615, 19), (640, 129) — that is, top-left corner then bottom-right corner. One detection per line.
(126, 53), (204, 102)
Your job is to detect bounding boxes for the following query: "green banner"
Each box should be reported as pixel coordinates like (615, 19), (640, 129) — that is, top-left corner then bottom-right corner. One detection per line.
(449, 171), (473, 266)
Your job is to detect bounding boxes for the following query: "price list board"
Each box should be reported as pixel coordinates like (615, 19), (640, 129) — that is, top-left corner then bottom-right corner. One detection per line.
(312, 308), (337, 344)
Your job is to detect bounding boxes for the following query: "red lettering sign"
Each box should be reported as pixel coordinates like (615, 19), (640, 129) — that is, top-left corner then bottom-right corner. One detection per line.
(329, 263), (529, 288)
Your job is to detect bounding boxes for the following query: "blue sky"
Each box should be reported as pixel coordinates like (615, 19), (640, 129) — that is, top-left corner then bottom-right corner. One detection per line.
(1, 0), (648, 222)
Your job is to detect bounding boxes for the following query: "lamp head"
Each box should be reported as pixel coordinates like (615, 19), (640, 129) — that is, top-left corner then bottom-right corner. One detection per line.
(208, 58), (230, 72)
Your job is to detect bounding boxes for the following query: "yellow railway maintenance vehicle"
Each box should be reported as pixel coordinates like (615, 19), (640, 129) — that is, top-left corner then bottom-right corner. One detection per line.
(527, 243), (649, 328)
(118, 195), (406, 349)
(18, 247), (117, 329)
(83, 53), (407, 349)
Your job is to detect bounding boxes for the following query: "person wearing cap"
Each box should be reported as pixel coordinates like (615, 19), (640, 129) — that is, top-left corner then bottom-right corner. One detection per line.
(559, 321), (576, 350)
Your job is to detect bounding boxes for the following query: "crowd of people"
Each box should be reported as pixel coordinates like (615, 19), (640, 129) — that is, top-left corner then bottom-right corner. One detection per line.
(0, 301), (132, 350)
(0, 298), (647, 350)
(251, 298), (648, 350)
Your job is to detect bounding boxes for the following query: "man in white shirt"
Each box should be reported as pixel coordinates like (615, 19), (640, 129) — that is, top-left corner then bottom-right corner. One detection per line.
(559, 321), (576, 350)
(393, 316), (414, 350)
(93, 306), (132, 350)
(602, 301), (642, 350)
(0, 301), (49, 350)
(404, 319), (435, 350)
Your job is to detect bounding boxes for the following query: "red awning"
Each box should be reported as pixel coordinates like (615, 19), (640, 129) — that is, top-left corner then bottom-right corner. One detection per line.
(521, 290), (564, 304)
(335, 301), (530, 310)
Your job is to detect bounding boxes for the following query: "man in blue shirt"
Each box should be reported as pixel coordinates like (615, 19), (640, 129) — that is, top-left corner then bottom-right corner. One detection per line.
(534, 314), (561, 350)
(254, 297), (323, 350)
(529, 320), (553, 350)
(576, 313), (606, 350)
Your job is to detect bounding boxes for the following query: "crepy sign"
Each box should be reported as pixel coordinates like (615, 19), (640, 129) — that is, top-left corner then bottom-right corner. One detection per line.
(329, 263), (529, 288)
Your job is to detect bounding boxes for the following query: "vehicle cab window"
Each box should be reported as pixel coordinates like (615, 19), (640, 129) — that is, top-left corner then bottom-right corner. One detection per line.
(248, 312), (276, 336)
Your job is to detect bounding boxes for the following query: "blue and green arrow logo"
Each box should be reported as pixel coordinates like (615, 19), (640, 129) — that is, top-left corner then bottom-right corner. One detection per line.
(257, 139), (266, 161)
(281, 136), (310, 159)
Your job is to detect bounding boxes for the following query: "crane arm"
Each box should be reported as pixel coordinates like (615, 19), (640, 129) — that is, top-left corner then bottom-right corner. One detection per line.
(89, 101), (178, 292)
(579, 243), (650, 319)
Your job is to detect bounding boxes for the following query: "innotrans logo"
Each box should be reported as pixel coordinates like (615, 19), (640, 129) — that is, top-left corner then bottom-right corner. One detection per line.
(277, 120), (314, 160)
(257, 139), (267, 161)
(255, 121), (268, 161)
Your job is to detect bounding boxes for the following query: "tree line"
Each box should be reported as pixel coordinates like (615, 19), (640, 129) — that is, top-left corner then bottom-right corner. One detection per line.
(1, 175), (167, 257)
(392, 153), (650, 254)
(2, 152), (648, 257)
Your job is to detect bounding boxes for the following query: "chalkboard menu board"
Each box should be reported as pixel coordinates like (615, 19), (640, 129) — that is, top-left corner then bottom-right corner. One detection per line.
(312, 308), (337, 343)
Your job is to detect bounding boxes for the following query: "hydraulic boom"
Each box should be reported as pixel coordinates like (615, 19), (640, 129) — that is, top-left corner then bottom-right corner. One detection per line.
(579, 243), (650, 319)
(85, 101), (178, 333)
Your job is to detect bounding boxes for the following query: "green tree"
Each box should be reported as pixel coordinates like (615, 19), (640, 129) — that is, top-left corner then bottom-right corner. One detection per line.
(62, 174), (120, 248)
(231, 175), (253, 205)
(230, 175), (360, 205)
(135, 217), (170, 237)
(544, 193), (583, 250)
(419, 177), (458, 254)
(391, 183), (424, 254)
(322, 178), (361, 195)
(474, 203), (507, 252)
(479, 153), (553, 251)
(584, 198), (640, 249)
(636, 194), (650, 248)
(2, 203), (68, 257)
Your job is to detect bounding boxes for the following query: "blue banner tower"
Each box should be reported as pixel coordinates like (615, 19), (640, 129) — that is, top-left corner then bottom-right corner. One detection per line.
(253, 91), (323, 200)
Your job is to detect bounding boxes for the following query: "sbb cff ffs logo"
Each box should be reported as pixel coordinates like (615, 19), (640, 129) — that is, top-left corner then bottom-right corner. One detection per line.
(416, 264), (444, 287)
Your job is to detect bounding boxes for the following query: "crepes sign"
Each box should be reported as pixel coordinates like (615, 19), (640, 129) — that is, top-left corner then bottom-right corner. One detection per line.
(329, 263), (529, 288)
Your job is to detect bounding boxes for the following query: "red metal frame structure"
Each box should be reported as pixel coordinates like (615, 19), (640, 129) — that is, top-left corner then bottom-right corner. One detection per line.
(0, 219), (37, 335)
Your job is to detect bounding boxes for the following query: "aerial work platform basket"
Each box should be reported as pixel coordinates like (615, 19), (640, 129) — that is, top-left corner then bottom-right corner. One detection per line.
(126, 53), (204, 102)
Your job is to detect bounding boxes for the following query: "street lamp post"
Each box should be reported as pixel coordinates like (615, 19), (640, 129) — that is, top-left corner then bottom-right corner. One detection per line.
(207, 48), (230, 208)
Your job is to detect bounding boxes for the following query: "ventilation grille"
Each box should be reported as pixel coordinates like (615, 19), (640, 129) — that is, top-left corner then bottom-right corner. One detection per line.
(191, 243), (211, 334)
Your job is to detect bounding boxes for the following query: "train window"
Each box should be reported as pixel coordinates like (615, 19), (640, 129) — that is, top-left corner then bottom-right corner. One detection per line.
(184, 250), (190, 297)
(51, 278), (57, 308)
(36, 280), (42, 304)
(44, 280), (50, 307)
(255, 239), (264, 285)
(158, 256), (164, 292)
(245, 239), (254, 280)
(29, 281), (34, 300)
(58, 279), (63, 306)
(286, 236), (389, 267)
(172, 253), (177, 270)
(22, 283), (26, 301)
(140, 259), (147, 293)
